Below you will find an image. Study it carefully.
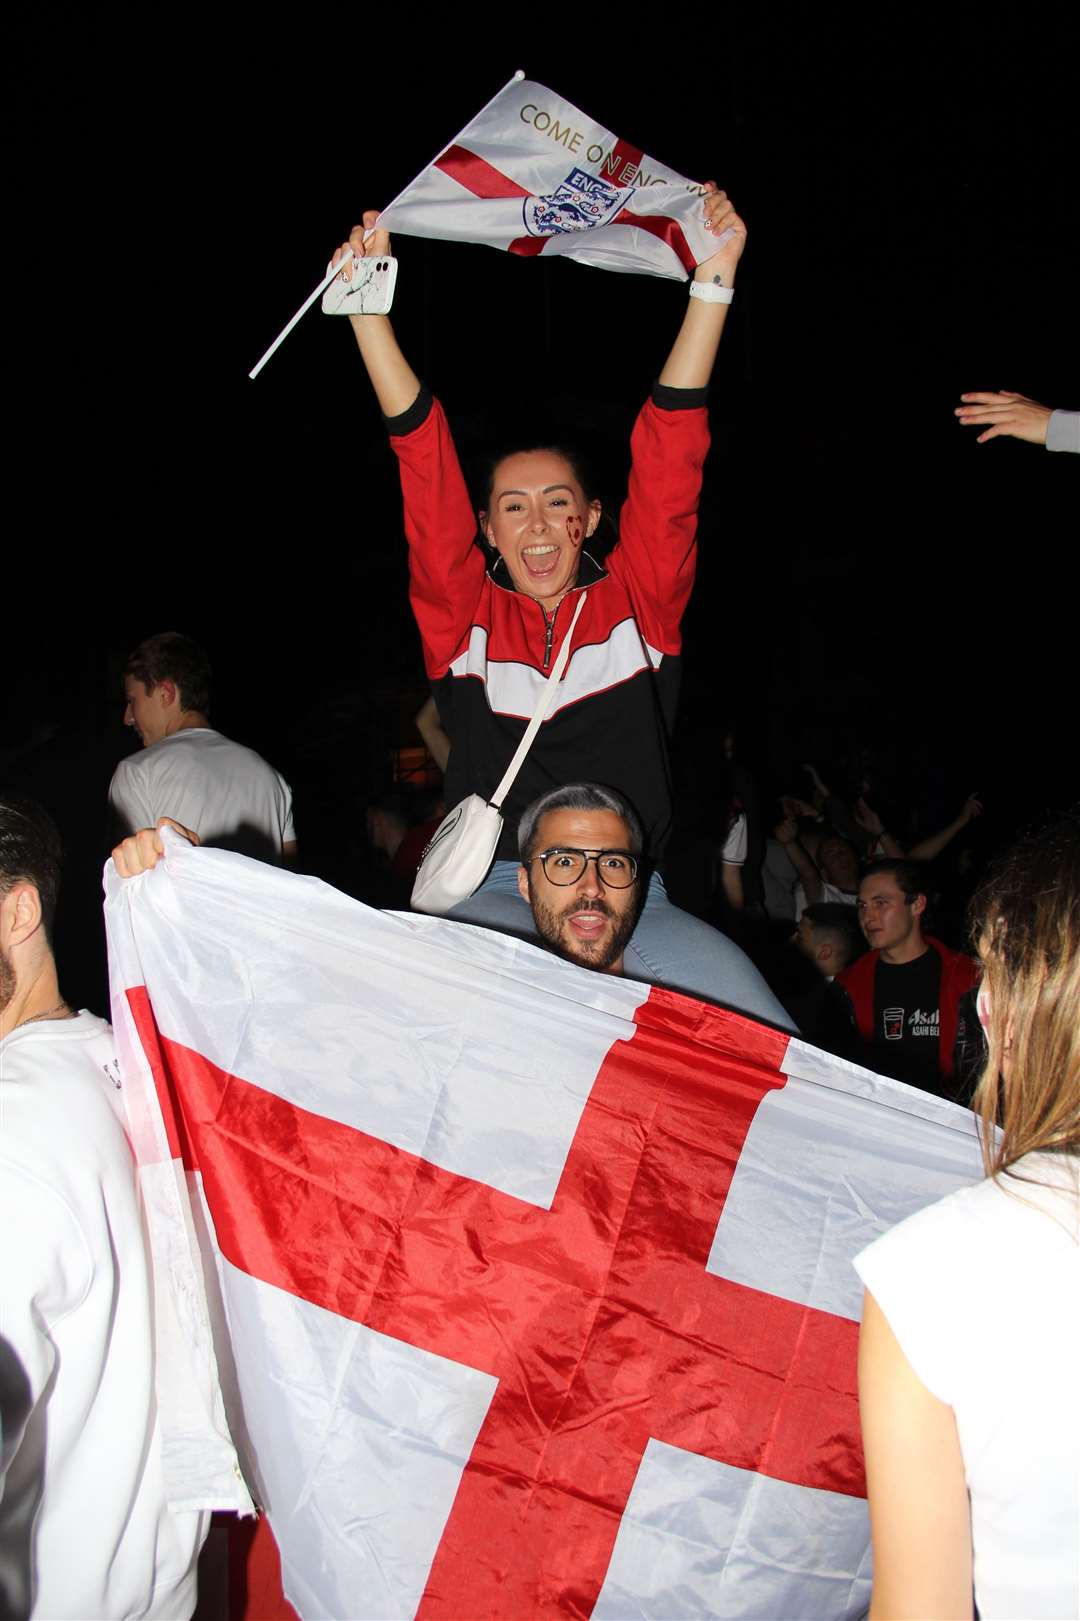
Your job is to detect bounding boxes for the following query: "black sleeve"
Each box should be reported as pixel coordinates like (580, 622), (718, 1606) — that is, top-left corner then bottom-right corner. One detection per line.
(951, 986), (986, 1106)
(651, 381), (709, 412)
(383, 384), (434, 437)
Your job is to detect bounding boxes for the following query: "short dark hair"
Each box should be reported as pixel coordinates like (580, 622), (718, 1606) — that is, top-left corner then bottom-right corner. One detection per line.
(517, 783), (644, 864)
(861, 856), (928, 904)
(125, 632), (212, 715)
(801, 902), (864, 970)
(0, 794), (63, 947)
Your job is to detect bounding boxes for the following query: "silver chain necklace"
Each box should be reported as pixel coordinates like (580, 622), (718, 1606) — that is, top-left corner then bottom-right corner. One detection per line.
(9, 1001), (74, 1032)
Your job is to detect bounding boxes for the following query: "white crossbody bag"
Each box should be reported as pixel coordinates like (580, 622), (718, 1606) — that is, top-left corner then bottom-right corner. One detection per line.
(411, 592), (587, 916)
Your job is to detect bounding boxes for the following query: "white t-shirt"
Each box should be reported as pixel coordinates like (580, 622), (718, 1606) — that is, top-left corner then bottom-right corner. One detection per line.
(794, 878), (858, 919)
(0, 1012), (206, 1619)
(108, 727), (295, 862)
(854, 1151), (1080, 1619)
(761, 837), (799, 920)
(721, 811), (748, 865)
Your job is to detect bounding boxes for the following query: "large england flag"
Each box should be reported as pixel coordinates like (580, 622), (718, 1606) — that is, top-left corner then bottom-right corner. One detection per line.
(104, 834), (983, 1620)
(376, 72), (722, 279)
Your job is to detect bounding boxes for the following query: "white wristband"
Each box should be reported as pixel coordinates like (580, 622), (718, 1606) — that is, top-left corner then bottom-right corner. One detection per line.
(689, 280), (734, 305)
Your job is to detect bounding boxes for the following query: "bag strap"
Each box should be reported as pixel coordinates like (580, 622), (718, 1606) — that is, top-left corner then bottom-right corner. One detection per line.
(488, 591), (587, 810)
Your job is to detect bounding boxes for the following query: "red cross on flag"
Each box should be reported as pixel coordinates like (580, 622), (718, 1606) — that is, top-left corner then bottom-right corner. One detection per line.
(104, 834), (983, 1619)
(376, 72), (721, 279)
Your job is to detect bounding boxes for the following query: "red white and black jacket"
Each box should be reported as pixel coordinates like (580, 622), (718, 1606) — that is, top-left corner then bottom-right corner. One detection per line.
(387, 382), (709, 861)
(837, 936), (981, 1087)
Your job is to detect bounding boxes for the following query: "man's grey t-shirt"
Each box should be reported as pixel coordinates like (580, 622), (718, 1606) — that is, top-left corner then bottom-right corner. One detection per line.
(108, 728), (295, 862)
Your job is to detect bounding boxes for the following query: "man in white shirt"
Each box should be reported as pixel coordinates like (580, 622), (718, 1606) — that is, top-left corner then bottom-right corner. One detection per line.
(775, 814), (861, 919)
(0, 794), (206, 1618)
(108, 632), (298, 865)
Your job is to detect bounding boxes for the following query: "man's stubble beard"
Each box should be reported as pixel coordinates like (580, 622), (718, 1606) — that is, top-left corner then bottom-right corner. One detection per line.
(528, 885), (641, 973)
(0, 947), (16, 1016)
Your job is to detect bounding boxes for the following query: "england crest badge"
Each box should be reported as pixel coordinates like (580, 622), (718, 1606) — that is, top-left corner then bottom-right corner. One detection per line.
(522, 167), (634, 237)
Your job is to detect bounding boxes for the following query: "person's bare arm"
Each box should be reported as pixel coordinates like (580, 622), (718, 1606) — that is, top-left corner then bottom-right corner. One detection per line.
(858, 1290), (973, 1619)
(657, 187), (746, 390)
(775, 815), (823, 905)
(854, 797), (905, 858)
(908, 795), (982, 864)
(720, 863), (744, 910)
(415, 696), (450, 774)
(802, 761), (831, 802)
(281, 839), (299, 868)
(330, 212), (421, 418)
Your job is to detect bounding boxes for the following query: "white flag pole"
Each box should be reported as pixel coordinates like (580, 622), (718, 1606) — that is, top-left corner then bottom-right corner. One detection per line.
(248, 250), (353, 380)
(248, 68), (526, 381)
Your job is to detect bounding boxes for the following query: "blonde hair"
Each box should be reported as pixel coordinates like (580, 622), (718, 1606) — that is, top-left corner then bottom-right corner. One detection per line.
(970, 808), (1080, 1177)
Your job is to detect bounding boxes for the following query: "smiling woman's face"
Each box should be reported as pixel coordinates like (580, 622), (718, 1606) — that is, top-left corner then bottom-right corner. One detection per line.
(484, 450), (600, 610)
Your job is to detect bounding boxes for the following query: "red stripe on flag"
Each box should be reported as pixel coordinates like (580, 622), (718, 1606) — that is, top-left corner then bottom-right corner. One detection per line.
(507, 235), (551, 258)
(127, 985), (196, 1170)
(435, 144), (533, 200)
(434, 137), (692, 273)
(130, 985), (863, 1618)
(613, 207), (698, 275)
(507, 210), (695, 270)
(598, 136), (645, 189)
(432, 144), (548, 259)
(508, 209), (696, 273)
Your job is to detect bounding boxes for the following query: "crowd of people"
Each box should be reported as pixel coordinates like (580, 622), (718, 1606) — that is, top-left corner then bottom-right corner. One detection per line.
(2, 184), (1076, 1620)
(369, 732), (994, 1106)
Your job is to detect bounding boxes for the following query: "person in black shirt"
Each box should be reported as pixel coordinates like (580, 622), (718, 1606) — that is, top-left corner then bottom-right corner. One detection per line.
(837, 859), (980, 1099)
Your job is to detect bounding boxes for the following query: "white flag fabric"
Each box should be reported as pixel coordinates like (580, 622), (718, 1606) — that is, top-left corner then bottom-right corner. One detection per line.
(104, 833), (984, 1619)
(377, 73), (722, 280)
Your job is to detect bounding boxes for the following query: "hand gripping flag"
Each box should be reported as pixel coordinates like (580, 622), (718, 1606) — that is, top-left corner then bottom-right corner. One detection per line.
(376, 71), (723, 279)
(104, 833), (984, 1619)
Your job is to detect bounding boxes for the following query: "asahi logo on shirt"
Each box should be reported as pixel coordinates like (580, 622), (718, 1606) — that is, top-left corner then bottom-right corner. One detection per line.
(908, 1008), (940, 1039)
(882, 1007), (940, 1041)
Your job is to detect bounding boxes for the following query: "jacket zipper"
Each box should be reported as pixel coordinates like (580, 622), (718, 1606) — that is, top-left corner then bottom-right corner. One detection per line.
(542, 604), (557, 671)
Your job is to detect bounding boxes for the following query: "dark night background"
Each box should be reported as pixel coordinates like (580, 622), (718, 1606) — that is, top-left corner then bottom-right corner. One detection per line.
(7, 12), (1078, 1013)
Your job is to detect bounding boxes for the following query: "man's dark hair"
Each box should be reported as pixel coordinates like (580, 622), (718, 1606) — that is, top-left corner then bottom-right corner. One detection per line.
(861, 856), (928, 905)
(801, 902), (865, 970)
(518, 782), (644, 864)
(0, 794), (63, 947)
(125, 632), (212, 715)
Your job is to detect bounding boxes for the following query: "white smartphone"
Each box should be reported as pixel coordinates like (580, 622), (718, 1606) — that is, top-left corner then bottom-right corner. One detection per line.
(322, 255), (398, 317)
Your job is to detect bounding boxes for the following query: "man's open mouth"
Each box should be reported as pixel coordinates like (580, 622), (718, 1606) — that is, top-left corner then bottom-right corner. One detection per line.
(565, 906), (612, 938)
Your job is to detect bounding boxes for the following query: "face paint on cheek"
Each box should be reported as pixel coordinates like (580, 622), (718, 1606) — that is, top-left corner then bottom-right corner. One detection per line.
(566, 515), (583, 548)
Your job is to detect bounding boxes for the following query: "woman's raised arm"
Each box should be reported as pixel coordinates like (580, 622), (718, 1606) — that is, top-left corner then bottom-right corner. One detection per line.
(332, 211), (421, 417)
(658, 187), (747, 390)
